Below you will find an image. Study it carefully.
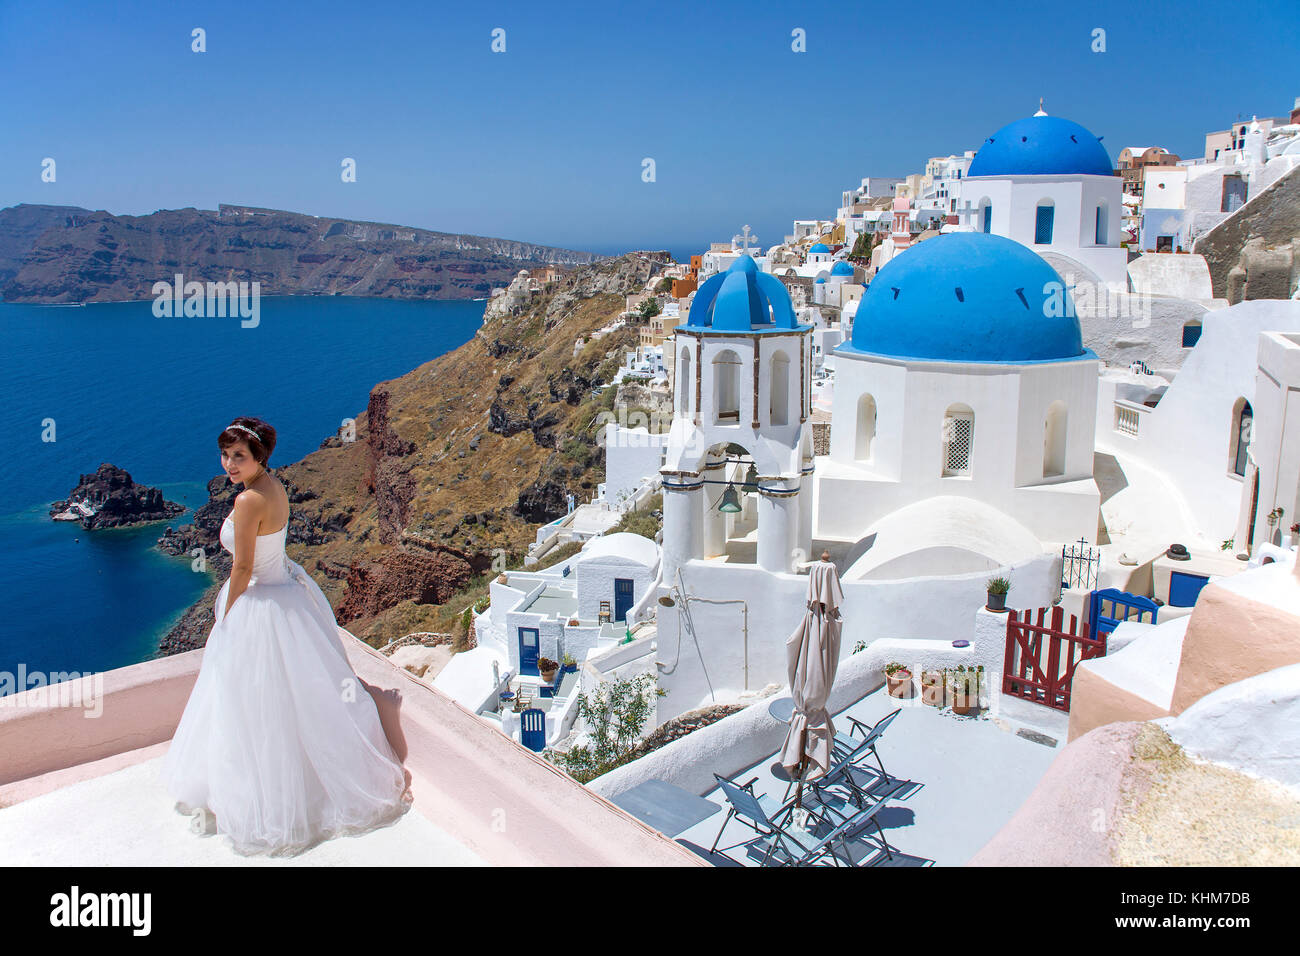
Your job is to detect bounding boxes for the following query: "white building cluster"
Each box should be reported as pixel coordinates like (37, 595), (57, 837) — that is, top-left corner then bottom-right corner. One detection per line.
(463, 97), (1300, 758)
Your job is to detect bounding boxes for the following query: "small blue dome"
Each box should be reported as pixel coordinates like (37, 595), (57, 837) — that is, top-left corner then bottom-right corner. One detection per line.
(685, 254), (802, 333)
(814, 277), (826, 283)
(967, 114), (1113, 177)
(809, 242), (830, 254)
(841, 233), (1088, 364)
(831, 261), (855, 277)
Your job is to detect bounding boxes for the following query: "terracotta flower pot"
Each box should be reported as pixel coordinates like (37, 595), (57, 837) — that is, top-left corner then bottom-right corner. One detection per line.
(886, 670), (912, 698)
(921, 672), (944, 707)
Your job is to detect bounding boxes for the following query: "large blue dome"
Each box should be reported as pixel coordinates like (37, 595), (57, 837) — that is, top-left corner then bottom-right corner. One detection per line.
(841, 233), (1089, 364)
(831, 261), (855, 277)
(685, 254), (804, 333)
(967, 114), (1113, 177)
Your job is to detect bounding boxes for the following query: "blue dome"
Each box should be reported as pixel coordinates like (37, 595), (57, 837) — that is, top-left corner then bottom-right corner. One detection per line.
(685, 254), (803, 333)
(831, 261), (855, 277)
(967, 114), (1113, 177)
(841, 233), (1088, 364)
(814, 277), (826, 283)
(809, 242), (830, 254)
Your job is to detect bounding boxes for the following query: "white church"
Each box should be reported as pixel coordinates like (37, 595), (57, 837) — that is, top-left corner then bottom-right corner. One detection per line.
(955, 104), (1130, 290)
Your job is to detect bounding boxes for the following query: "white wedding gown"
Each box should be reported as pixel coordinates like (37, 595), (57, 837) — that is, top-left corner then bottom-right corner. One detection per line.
(161, 511), (413, 856)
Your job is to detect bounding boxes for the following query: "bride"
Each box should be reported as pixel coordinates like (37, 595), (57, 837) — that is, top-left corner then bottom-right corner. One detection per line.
(161, 416), (413, 856)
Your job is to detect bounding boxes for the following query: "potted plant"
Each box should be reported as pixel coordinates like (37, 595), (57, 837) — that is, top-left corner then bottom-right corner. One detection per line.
(884, 662), (912, 698)
(948, 666), (983, 715)
(921, 669), (945, 707)
(562, 653), (577, 674)
(986, 575), (1011, 612)
(1286, 523), (1300, 549)
(538, 657), (560, 683)
(567, 618), (580, 627)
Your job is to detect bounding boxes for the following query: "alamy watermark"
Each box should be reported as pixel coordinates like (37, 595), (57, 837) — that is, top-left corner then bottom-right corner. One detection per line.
(0, 666), (104, 717)
(152, 273), (260, 327)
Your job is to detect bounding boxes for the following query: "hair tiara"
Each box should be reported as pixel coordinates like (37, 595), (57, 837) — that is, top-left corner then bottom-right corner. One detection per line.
(227, 423), (263, 443)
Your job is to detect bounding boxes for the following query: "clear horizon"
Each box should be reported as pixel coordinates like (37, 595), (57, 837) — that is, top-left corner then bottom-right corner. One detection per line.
(3, 0), (1296, 256)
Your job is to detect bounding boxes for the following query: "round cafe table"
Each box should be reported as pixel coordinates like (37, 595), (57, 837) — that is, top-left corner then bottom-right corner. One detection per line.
(767, 696), (795, 724)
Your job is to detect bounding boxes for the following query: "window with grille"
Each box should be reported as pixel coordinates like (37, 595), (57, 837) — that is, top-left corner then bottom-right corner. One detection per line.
(1034, 204), (1055, 244)
(942, 412), (974, 476)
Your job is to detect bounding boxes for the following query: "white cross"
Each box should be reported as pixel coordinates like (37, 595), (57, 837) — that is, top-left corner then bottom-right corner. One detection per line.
(734, 224), (757, 253)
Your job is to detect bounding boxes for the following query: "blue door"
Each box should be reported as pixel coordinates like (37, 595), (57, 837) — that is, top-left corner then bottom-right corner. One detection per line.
(1089, 588), (1159, 644)
(1169, 572), (1210, 608)
(519, 708), (546, 752)
(982, 205), (992, 233)
(518, 627), (540, 676)
(613, 578), (635, 623)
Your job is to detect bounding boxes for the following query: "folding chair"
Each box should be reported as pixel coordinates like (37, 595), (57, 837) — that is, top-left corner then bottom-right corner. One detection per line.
(708, 773), (869, 867)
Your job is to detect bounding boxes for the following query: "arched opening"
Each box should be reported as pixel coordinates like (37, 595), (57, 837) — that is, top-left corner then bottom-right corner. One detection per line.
(1182, 320), (1203, 348)
(978, 197), (992, 233)
(1095, 201), (1108, 245)
(1034, 199), (1055, 245)
(678, 346), (691, 415)
(770, 350), (790, 426)
(942, 403), (974, 477)
(855, 394), (877, 461)
(712, 349), (741, 424)
(1230, 398), (1252, 477)
(1043, 400), (1068, 478)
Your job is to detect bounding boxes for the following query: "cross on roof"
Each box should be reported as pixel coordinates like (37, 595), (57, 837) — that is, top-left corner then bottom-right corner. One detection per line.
(733, 224), (757, 253)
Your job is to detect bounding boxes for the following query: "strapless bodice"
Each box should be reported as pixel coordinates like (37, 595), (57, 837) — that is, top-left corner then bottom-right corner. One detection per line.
(220, 514), (292, 585)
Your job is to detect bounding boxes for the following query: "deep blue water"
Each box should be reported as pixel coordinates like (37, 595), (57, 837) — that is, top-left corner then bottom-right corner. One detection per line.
(0, 296), (484, 694)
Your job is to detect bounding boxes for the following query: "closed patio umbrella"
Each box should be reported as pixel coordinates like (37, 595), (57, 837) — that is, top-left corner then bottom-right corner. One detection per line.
(779, 552), (844, 808)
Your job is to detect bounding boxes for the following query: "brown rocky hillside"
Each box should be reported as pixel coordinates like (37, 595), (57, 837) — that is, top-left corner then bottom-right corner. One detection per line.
(158, 251), (673, 653)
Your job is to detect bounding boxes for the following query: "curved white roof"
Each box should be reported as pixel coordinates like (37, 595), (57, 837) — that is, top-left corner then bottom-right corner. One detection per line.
(578, 532), (660, 567)
(844, 496), (1043, 581)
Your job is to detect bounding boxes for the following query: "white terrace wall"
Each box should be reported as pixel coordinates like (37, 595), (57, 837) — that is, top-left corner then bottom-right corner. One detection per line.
(651, 553), (1059, 722)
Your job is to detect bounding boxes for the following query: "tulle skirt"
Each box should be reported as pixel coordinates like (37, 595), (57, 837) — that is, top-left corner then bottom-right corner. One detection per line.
(161, 559), (413, 857)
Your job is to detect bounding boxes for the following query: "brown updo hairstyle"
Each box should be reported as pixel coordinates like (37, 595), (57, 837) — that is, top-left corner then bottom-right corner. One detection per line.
(218, 416), (277, 468)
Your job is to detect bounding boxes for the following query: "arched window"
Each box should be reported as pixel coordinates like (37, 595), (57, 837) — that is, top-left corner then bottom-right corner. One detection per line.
(942, 403), (974, 477)
(1043, 401), (1068, 478)
(1095, 201), (1108, 245)
(1182, 320), (1202, 348)
(770, 351), (790, 426)
(678, 346), (691, 414)
(1230, 398), (1252, 477)
(855, 394), (877, 461)
(712, 349), (741, 424)
(1034, 200), (1055, 245)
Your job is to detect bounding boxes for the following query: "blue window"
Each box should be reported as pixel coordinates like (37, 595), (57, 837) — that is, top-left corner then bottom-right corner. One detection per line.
(1035, 204), (1054, 244)
(981, 205), (992, 233)
(1182, 322), (1202, 347)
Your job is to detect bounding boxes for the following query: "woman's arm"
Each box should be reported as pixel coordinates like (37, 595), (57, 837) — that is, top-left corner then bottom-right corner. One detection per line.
(222, 491), (263, 622)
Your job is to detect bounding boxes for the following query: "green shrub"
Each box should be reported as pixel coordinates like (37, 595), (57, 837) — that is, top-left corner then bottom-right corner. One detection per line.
(547, 673), (665, 783)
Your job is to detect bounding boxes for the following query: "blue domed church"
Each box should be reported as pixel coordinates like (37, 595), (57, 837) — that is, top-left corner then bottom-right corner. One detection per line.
(659, 239), (1100, 585)
(958, 105), (1128, 289)
(659, 254), (816, 582)
(818, 232), (1101, 580)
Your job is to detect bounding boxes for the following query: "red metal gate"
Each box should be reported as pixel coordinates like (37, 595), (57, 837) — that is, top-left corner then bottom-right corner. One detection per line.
(1002, 606), (1105, 712)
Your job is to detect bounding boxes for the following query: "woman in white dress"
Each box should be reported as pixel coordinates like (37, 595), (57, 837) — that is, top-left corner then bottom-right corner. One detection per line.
(162, 416), (413, 856)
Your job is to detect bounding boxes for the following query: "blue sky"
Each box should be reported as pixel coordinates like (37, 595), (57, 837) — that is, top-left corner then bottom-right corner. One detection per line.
(2, 0), (1296, 258)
